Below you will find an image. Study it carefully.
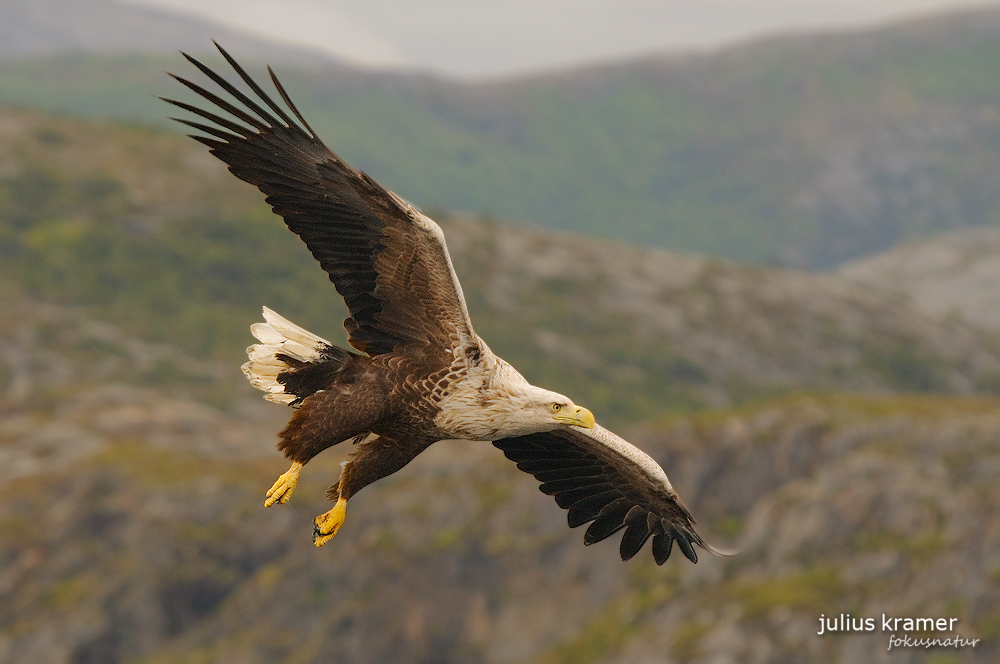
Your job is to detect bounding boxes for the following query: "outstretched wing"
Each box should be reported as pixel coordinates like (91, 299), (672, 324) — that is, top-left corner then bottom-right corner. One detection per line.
(162, 43), (476, 358)
(494, 425), (711, 564)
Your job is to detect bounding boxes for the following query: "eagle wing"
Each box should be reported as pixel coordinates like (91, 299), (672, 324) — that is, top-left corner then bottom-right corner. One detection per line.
(162, 44), (475, 357)
(494, 425), (712, 564)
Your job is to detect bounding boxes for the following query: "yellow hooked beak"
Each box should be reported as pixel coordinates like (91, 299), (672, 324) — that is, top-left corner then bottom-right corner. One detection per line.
(555, 405), (596, 430)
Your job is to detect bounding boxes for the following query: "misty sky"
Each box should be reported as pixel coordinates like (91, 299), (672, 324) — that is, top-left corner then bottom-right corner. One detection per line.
(121, 0), (1000, 77)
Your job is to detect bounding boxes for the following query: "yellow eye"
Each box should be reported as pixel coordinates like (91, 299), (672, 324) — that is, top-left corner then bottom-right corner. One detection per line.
(551, 403), (563, 412)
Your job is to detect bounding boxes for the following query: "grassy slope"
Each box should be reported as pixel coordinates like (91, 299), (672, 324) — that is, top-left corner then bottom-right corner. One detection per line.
(4, 363), (999, 664)
(7, 105), (1000, 427)
(0, 104), (337, 359)
(2, 91), (1000, 664)
(2, 11), (1000, 267)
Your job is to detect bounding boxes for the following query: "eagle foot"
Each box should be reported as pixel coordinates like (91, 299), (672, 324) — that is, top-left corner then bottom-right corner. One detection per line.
(313, 496), (348, 547)
(264, 461), (303, 507)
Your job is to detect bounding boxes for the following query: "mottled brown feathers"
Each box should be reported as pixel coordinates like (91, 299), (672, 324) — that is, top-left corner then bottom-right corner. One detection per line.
(274, 345), (354, 406)
(163, 46), (475, 359)
(165, 43), (718, 566)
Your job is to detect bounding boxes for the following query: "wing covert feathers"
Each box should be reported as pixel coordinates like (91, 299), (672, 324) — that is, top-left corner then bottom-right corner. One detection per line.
(164, 43), (476, 359)
(494, 425), (715, 565)
(166, 45), (731, 566)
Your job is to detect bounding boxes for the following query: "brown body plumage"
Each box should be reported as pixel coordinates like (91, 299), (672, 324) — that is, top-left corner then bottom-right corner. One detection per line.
(163, 43), (727, 564)
(276, 352), (439, 502)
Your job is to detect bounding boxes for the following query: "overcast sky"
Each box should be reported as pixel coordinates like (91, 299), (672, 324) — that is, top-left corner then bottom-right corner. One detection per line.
(122, 0), (1000, 78)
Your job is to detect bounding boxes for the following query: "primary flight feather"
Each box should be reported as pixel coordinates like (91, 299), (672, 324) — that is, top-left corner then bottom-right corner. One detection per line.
(163, 43), (717, 564)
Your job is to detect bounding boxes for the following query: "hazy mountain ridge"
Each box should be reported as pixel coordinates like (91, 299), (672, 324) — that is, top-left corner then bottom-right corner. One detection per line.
(5, 104), (1000, 425)
(2, 6), (1000, 267)
(0, 0), (335, 66)
(3, 51), (1000, 662)
(447, 216), (1000, 418)
(839, 226), (1000, 332)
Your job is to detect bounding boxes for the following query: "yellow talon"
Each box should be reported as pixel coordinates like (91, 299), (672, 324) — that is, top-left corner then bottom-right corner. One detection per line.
(264, 461), (302, 507)
(313, 496), (348, 547)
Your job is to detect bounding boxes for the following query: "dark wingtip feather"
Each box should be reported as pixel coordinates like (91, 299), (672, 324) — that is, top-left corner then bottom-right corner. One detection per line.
(188, 134), (228, 150)
(623, 505), (647, 527)
(676, 534), (699, 564)
(495, 430), (721, 565)
(269, 65), (318, 138)
(553, 483), (615, 509)
(619, 524), (653, 561)
(652, 533), (673, 565)
(646, 511), (665, 535)
(566, 490), (620, 528)
(170, 117), (240, 142)
(161, 96), (257, 137)
(213, 42), (299, 131)
(167, 72), (268, 132)
(175, 50), (281, 132)
(179, 50), (205, 70)
(584, 514), (626, 545)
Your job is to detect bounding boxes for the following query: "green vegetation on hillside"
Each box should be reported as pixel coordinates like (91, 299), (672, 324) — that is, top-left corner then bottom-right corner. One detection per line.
(4, 362), (1000, 664)
(6, 105), (1000, 427)
(2, 11), (1000, 268)
(0, 110), (339, 361)
(3, 35), (1000, 660)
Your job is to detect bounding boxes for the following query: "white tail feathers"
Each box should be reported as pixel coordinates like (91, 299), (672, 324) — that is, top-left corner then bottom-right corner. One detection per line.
(242, 307), (333, 405)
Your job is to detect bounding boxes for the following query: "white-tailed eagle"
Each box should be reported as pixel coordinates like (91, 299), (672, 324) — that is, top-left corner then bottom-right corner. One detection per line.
(164, 44), (720, 565)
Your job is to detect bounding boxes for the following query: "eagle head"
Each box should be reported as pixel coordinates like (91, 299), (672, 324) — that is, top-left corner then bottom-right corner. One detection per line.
(495, 384), (596, 438)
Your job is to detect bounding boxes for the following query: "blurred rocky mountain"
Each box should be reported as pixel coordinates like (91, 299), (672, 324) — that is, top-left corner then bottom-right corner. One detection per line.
(0, 0), (333, 65)
(0, 280), (280, 471)
(839, 226), (1000, 332)
(3, 6), (1000, 268)
(2, 98), (1000, 661)
(446, 217), (1000, 418)
(2, 286), (998, 662)
(5, 104), (1000, 427)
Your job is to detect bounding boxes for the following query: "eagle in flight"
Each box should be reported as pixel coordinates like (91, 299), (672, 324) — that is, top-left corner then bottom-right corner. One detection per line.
(164, 43), (720, 565)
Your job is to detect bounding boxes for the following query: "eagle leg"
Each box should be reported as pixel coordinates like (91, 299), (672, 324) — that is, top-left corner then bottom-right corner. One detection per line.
(312, 495), (348, 547)
(264, 461), (303, 507)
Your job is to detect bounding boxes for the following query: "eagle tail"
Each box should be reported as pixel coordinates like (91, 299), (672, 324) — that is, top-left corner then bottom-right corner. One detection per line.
(242, 307), (348, 406)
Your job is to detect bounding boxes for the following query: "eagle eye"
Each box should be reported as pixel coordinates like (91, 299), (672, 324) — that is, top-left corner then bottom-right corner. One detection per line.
(551, 403), (563, 413)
